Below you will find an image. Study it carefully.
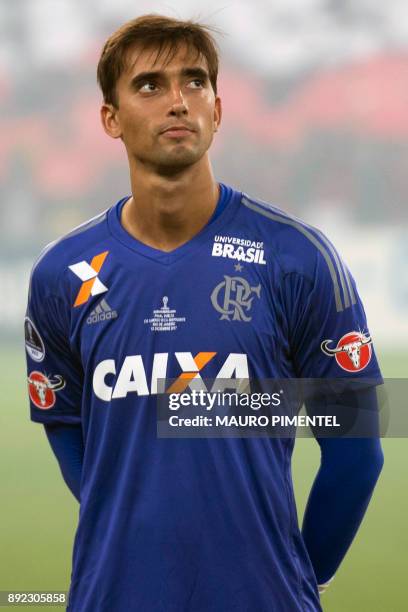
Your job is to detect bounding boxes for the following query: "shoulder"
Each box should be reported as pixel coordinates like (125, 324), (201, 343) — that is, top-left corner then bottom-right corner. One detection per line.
(238, 191), (354, 312)
(240, 191), (331, 271)
(29, 208), (111, 299)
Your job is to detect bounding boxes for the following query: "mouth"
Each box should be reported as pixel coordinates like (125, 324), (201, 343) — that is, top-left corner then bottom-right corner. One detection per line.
(161, 128), (194, 138)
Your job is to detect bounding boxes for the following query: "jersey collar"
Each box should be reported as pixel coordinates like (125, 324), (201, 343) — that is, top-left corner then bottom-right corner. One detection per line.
(107, 182), (241, 265)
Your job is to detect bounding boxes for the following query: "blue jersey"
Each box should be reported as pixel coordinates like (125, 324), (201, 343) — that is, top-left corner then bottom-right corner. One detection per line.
(25, 182), (382, 612)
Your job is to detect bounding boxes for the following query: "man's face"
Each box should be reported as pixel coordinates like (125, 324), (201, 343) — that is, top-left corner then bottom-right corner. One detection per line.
(104, 42), (221, 173)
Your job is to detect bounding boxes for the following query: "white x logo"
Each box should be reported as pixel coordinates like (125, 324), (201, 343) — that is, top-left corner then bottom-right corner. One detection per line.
(68, 251), (109, 307)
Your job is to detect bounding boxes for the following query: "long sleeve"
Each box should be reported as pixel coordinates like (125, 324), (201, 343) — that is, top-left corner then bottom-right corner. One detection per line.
(44, 422), (85, 502)
(301, 388), (384, 585)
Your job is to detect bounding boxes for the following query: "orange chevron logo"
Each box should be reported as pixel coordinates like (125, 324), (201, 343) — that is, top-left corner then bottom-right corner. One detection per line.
(69, 251), (109, 307)
(166, 352), (217, 393)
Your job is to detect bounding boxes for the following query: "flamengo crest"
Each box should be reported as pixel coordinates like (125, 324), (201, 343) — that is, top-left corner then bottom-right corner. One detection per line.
(211, 275), (261, 321)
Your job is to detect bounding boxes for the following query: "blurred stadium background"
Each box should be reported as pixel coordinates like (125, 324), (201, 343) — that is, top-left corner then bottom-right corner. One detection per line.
(0, 1), (407, 610)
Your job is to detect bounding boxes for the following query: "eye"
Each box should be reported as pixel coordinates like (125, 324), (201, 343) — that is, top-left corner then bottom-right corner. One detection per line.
(139, 81), (158, 93)
(188, 78), (205, 88)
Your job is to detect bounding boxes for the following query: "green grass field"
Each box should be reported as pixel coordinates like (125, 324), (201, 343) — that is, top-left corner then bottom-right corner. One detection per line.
(0, 345), (406, 611)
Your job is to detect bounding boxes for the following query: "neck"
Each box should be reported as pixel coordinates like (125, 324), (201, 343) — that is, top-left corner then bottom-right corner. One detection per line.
(121, 154), (220, 252)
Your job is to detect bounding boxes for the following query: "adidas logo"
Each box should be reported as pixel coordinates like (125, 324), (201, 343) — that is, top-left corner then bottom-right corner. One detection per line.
(87, 299), (118, 325)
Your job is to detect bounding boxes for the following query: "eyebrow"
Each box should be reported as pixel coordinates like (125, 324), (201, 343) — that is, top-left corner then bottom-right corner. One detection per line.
(130, 67), (209, 88)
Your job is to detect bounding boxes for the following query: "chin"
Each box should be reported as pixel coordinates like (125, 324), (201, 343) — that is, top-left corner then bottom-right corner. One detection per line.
(158, 148), (203, 168)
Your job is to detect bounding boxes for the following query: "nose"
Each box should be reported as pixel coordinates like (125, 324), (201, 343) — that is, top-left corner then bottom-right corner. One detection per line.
(168, 84), (188, 116)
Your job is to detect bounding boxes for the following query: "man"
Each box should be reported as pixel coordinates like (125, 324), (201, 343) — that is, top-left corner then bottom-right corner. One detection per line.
(24, 14), (384, 612)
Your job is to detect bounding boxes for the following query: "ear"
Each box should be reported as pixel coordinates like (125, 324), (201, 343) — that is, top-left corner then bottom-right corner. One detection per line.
(213, 96), (222, 133)
(100, 103), (122, 139)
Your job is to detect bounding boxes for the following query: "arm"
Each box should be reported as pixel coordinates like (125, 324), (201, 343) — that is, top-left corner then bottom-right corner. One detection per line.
(25, 250), (84, 499)
(280, 231), (385, 593)
(301, 387), (384, 587)
(44, 422), (85, 503)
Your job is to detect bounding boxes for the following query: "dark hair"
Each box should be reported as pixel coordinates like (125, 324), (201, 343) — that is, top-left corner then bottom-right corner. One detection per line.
(97, 13), (222, 107)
